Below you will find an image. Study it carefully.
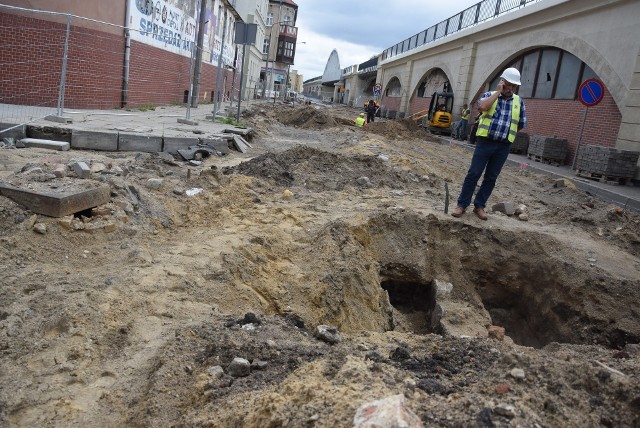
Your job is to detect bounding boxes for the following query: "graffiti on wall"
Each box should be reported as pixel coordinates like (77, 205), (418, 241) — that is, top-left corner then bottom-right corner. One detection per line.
(203, 4), (234, 68)
(130, 0), (197, 56)
(129, 0), (236, 65)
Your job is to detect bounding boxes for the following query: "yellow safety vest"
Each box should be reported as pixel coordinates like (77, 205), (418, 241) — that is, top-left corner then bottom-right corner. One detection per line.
(476, 92), (521, 143)
(355, 117), (366, 127)
(461, 108), (470, 121)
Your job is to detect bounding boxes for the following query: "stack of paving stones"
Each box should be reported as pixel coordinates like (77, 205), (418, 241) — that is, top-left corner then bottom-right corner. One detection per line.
(510, 132), (529, 154)
(527, 135), (568, 164)
(575, 145), (639, 182)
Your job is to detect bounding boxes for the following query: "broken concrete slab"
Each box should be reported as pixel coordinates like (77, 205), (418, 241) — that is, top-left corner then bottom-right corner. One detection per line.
(224, 127), (254, 139)
(0, 182), (110, 217)
(200, 137), (230, 155)
(45, 115), (73, 124)
(118, 133), (163, 152)
(177, 118), (198, 126)
(163, 136), (200, 154)
(27, 125), (72, 143)
(232, 135), (250, 153)
(71, 130), (118, 151)
(233, 134), (252, 148)
(19, 138), (70, 151)
(73, 162), (91, 179)
(177, 144), (219, 161)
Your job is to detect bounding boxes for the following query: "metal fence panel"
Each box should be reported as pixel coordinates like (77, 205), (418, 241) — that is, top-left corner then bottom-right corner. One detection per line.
(1, 4), (236, 136)
(0, 8), (67, 131)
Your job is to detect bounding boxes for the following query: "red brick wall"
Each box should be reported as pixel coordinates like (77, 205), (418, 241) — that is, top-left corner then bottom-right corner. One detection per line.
(381, 96), (401, 112)
(126, 42), (234, 108)
(0, 13), (59, 107)
(1, 12), (233, 110)
(522, 93), (620, 161)
(409, 95), (431, 117)
(0, 13), (123, 109)
(65, 25), (124, 109)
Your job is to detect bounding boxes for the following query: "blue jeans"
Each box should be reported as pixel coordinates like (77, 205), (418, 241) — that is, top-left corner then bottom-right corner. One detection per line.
(455, 119), (468, 140)
(456, 137), (511, 209)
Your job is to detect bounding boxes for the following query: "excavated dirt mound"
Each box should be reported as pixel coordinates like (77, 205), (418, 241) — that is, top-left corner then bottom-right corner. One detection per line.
(223, 145), (432, 192)
(278, 105), (338, 129)
(365, 117), (430, 140)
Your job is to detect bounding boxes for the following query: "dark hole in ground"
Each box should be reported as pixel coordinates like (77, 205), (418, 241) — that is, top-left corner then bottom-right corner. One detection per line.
(472, 266), (577, 349)
(480, 289), (551, 349)
(381, 279), (435, 334)
(74, 208), (93, 219)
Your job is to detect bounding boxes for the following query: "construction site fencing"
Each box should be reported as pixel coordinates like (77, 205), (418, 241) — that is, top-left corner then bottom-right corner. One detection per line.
(382, 0), (541, 61)
(0, 4), (235, 136)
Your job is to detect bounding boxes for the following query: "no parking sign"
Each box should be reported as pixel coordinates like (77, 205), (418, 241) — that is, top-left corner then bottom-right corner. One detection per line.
(578, 78), (604, 107)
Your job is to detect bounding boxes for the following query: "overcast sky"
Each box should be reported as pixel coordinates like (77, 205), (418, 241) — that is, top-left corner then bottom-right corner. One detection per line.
(291, 0), (481, 81)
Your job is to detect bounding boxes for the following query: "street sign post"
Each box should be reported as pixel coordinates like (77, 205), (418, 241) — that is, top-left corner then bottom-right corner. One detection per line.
(373, 83), (382, 97)
(572, 78), (605, 169)
(234, 23), (258, 122)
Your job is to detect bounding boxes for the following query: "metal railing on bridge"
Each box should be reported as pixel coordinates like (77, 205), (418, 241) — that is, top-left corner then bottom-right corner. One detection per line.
(382, 0), (540, 61)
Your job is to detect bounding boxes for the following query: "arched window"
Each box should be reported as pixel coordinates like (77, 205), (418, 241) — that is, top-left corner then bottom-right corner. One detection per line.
(386, 77), (402, 97)
(489, 48), (596, 100)
(415, 69), (449, 98)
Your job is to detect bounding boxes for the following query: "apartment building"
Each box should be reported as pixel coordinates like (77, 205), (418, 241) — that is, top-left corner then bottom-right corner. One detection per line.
(232, 0), (269, 100)
(262, 0), (298, 96)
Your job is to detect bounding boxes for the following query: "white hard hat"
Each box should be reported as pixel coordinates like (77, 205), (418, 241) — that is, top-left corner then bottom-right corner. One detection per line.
(500, 67), (521, 85)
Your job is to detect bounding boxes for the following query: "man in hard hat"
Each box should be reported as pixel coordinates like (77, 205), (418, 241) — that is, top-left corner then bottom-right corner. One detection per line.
(354, 112), (367, 127)
(451, 67), (527, 220)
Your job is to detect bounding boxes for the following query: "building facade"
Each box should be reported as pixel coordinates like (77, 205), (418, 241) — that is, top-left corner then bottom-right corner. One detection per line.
(262, 0), (298, 97)
(233, 0), (269, 100)
(0, 0), (240, 109)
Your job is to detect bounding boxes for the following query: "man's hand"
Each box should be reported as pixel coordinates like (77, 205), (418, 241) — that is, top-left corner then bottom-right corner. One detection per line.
(496, 79), (505, 93)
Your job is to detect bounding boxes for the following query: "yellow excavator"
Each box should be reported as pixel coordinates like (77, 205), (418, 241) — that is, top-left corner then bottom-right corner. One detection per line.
(424, 91), (454, 135)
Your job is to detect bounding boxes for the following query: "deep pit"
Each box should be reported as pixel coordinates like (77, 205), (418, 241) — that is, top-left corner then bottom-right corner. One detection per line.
(354, 213), (640, 349)
(381, 279), (435, 334)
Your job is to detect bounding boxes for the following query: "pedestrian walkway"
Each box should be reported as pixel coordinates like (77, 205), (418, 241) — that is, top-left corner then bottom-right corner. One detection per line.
(0, 103), (239, 139)
(443, 136), (640, 213)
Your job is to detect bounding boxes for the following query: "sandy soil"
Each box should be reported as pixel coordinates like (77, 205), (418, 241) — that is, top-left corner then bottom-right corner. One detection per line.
(0, 101), (639, 427)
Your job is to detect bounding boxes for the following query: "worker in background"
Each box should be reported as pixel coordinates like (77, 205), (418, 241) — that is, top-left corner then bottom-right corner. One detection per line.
(451, 67), (527, 221)
(454, 103), (470, 141)
(354, 112), (367, 127)
(365, 100), (376, 124)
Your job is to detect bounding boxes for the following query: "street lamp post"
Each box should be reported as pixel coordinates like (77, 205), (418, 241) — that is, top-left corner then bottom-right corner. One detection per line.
(261, 23), (275, 99)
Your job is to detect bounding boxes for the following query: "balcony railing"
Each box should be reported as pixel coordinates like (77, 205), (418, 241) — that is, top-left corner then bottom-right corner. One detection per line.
(279, 24), (297, 38)
(382, 0), (540, 61)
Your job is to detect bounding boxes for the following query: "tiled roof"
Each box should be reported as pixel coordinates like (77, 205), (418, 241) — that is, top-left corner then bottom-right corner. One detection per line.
(271, 0), (298, 7)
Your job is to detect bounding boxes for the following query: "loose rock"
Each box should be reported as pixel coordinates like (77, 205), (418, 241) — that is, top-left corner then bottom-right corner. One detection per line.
(314, 325), (341, 344)
(227, 357), (251, 378)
